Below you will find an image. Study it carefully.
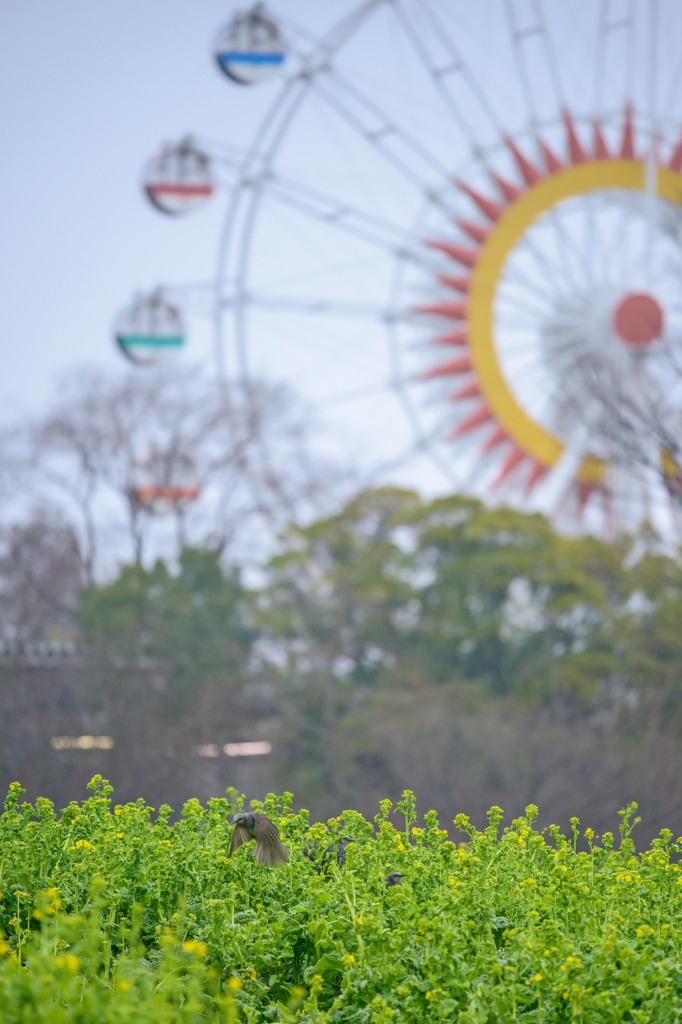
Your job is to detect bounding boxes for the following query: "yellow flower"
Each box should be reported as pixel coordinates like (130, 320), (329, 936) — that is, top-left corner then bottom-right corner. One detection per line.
(227, 977), (242, 991)
(343, 954), (356, 964)
(182, 940), (208, 957)
(118, 979), (132, 992)
(55, 954), (80, 972)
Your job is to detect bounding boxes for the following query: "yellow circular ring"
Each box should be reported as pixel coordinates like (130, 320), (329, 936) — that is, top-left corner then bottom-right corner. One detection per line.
(468, 160), (682, 485)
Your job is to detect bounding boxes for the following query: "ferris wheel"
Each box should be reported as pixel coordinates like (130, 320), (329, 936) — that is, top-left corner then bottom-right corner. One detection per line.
(118, 0), (682, 541)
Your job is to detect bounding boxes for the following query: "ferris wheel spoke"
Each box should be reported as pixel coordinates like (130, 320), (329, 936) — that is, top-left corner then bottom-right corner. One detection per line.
(526, 350), (592, 407)
(659, 35), (682, 115)
(225, 292), (413, 323)
(504, 0), (566, 114)
(602, 201), (640, 288)
(496, 289), (557, 321)
(592, 0), (636, 119)
(540, 209), (596, 294)
(497, 326), (544, 352)
(582, 194), (600, 289)
(255, 174), (425, 261)
(533, 358), (584, 402)
(497, 276), (556, 314)
(511, 235), (573, 298)
(589, 193), (626, 284)
(319, 377), (405, 407)
(296, 0), (387, 60)
(359, 413), (461, 484)
(387, 0), (503, 152)
(502, 0), (601, 297)
(309, 70), (454, 201)
(501, 349), (547, 384)
(496, 336), (544, 364)
(499, 267), (557, 310)
(617, 206), (663, 289)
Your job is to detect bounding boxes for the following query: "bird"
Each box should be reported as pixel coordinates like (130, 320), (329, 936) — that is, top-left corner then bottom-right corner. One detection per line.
(302, 840), (320, 864)
(324, 835), (355, 867)
(302, 836), (355, 872)
(385, 872), (406, 887)
(229, 812), (290, 866)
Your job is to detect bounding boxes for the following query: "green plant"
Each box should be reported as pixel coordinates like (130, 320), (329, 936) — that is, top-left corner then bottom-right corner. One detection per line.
(1, 781), (682, 1021)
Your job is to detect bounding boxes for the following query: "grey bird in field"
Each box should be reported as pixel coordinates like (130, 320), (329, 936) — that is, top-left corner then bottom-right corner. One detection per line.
(303, 835), (355, 872)
(229, 812), (290, 866)
(385, 872), (406, 887)
(325, 835), (355, 867)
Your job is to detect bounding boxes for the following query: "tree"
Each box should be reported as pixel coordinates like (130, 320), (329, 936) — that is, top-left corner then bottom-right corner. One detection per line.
(566, 345), (682, 515)
(402, 495), (637, 704)
(256, 487), (423, 795)
(79, 547), (253, 715)
(0, 505), (83, 649)
(21, 363), (348, 581)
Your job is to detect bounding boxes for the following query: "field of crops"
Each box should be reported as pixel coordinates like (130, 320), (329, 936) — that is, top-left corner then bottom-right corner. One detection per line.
(1, 776), (682, 1022)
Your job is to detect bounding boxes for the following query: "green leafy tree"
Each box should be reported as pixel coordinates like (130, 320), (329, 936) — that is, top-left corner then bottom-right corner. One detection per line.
(256, 488), (424, 795)
(409, 497), (635, 704)
(79, 548), (253, 715)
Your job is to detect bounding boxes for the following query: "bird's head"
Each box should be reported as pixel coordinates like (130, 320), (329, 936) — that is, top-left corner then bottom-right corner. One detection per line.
(232, 812), (255, 830)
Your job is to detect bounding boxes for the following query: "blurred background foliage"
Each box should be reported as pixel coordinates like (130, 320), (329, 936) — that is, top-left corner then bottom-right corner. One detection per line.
(2, 368), (682, 843)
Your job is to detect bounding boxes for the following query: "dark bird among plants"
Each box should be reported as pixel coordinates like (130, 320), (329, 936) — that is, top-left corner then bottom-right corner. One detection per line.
(303, 835), (355, 871)
(326, 835), (355, 866)
(229, 812), (290, 866)
(385, 872), (406, 887)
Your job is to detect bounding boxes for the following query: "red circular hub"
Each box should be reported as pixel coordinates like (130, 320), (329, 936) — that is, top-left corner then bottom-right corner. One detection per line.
(613, 292), (663, 349)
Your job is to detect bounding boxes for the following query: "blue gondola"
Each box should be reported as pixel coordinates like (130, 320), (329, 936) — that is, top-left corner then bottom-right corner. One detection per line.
(214, 3), (287, 85)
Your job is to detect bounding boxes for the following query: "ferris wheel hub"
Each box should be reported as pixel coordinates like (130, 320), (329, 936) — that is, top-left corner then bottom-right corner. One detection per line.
(613, 292), (663, 349)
